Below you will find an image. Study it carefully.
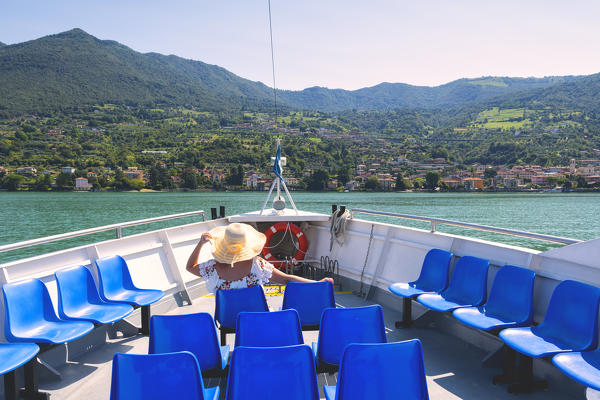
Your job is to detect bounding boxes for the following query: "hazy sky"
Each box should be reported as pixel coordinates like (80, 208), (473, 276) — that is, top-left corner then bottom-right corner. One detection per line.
(1, 1), (599, 90)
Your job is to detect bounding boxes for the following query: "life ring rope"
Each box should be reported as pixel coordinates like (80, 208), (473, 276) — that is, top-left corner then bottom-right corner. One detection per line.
(262, 222), (308, 266)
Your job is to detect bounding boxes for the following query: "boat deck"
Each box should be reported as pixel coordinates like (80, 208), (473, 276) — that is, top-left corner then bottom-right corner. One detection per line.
(35, 288), (586, 400)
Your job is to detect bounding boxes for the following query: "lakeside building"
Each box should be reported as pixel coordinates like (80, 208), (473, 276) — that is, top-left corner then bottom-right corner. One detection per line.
(16, 167), (37, 176)
(124, 167), (144, 181)
(462, 177), (485, 190)
(74, 177), (91, 191)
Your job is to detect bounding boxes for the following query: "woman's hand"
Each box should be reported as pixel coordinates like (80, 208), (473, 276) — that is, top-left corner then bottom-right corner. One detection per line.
(199, 232), (212, 245)
(320, 277), (334, 285)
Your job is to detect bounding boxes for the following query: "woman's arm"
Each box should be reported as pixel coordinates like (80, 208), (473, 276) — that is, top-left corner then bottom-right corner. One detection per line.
(185, 232), (212, 277)
(269, 267), (333, 285)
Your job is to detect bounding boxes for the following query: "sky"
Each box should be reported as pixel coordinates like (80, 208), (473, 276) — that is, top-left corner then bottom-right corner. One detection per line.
(1, 0), (599, 91)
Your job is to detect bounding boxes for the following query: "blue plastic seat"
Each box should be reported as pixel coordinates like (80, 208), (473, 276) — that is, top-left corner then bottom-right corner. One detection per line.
(95, 255), (164, 306)
(389, 248), (452, 298)
(453, 265), (535, 330)
(389, 248), (452, 327)
(417, 255), (489, 312)
(96, 255), (164, 335)
(324, 340), (429, 400)
(235, 310), (303, 348)
(313, 305), (387, 370)
(282, 281), (335, 329)
(214, 285), (269, 344)
(500, 280), (600, 358)
(553, 349), (600, 391)
(225, 345), (319, 400)
(499, 280), (600, 393)
(149, 313), (230, 374)
(0, 343), (40, 400)
(55, 265), (134, 324)
(110, 351), (219, 400)
(2, 278), (94, 343)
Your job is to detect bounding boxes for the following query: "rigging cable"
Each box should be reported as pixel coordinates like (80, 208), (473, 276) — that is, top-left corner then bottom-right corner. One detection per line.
(268, 0), (278, 126)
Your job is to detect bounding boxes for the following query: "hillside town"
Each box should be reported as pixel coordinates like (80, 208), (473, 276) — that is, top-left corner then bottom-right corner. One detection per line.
(2, 157), (599, 192)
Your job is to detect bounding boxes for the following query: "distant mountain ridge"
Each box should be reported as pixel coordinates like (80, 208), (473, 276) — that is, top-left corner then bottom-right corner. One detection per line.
(0, 41), (6, 47)
(279, 76), (580, 111)
(0, 28), (597, 114)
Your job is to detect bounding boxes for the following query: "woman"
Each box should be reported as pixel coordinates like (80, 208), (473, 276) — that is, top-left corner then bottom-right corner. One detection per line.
(186, 222), (333, 292)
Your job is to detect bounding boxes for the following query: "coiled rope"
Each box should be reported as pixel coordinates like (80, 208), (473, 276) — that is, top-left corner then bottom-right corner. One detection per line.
(329, 209), (350, 251)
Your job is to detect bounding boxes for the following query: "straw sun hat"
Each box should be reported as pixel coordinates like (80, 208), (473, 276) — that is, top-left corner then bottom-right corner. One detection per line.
(209, 223), (266, 265)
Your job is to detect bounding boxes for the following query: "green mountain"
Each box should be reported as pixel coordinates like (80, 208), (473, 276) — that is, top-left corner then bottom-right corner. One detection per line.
(0, 28), (594, 114)
(0, 29), (275, 114)
(491, 72), (600, 112)
(279, 76), (579, 112)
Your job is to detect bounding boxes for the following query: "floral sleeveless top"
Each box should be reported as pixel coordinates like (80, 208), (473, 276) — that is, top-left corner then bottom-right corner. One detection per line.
(195, 256), (274, 293)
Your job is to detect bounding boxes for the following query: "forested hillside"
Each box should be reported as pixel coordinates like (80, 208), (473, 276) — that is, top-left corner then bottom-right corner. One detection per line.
(279, 76), (579, 112)
(1, 28), (600, 193)
(0, 29), (588, 115)
(0, 29), (276, 115)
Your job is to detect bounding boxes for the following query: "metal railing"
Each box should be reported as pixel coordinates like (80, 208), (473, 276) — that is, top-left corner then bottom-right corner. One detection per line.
(0, 210), (207, 254)
(350, 208), (581, 245)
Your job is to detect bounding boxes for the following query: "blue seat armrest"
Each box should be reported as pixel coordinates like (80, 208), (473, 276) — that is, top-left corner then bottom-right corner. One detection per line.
(220, 345), (231, 370)
(204, 386), (220, 400)
(323, 385), (336, 400)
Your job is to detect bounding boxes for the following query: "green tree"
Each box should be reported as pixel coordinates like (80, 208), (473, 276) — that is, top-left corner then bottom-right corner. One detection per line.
(337, 167), (351, 186)
(182, 170), (198, 189)
(2, 174), (24, 191)
(306, 169), (329, 191)
(425, 171), (440, 190)
(484, 168), (498, 179)
(365, 175), (379, 191)
(55, 172), (74, 190)
(395, 175), (411, 191)
(34, 174), (52, 191)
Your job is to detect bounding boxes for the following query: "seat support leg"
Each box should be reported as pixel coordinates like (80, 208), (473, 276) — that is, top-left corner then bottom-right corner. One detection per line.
(493, 346), (517, 384)
(139, 305), (151, 335)
(4, 370), (19, 400)
(20, 359), (50, 400)
(220, 328), (227, 346)
(508, 354), (547, 393)
(395, 298), (413, 328)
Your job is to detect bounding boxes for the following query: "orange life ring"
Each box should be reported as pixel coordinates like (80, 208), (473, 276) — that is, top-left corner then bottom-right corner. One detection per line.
(261, 222), (308, 267)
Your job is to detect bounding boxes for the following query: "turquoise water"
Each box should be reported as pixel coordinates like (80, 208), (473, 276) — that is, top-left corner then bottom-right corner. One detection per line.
(2, 191), (599, 263)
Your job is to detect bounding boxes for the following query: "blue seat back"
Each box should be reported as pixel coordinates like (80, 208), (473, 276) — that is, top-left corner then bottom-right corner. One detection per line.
(110, 351), (207, 400)
(282, 281), (335, 326)
(235, 310), (303, 347)
(442, 256), (489, 306)
(413, 249), (453, 292)
(226, 345), (319, 400)
(317, 305), (387, 366)
(55, 265), (103, 318)
(336, 340), (429, 400)
(95, 255), (137, 300)
(484, 265), (535, 325)
(214, 285), (269, 329)
(149, 313), (222, 371)
(535, 280), (600, 351)
(3, 278), (61, 339)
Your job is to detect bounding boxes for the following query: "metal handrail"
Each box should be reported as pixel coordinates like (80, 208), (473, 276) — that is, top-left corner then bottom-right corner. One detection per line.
(350, 208), (581, 245)
(0, 210), (207, 254)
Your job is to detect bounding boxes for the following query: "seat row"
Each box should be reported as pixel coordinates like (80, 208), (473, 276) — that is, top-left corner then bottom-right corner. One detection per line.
(389, 248), (600, 393)
(213, 280), (336, 344)
(112, 305), (431, 399)
(0, 255), (163, 400)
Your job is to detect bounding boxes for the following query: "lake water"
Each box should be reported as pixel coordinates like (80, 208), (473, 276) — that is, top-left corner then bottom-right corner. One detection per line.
(2, 191), (599, 263)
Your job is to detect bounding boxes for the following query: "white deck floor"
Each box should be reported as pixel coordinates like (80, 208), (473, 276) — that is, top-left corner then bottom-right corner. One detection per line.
(35, 287), (588, 400)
